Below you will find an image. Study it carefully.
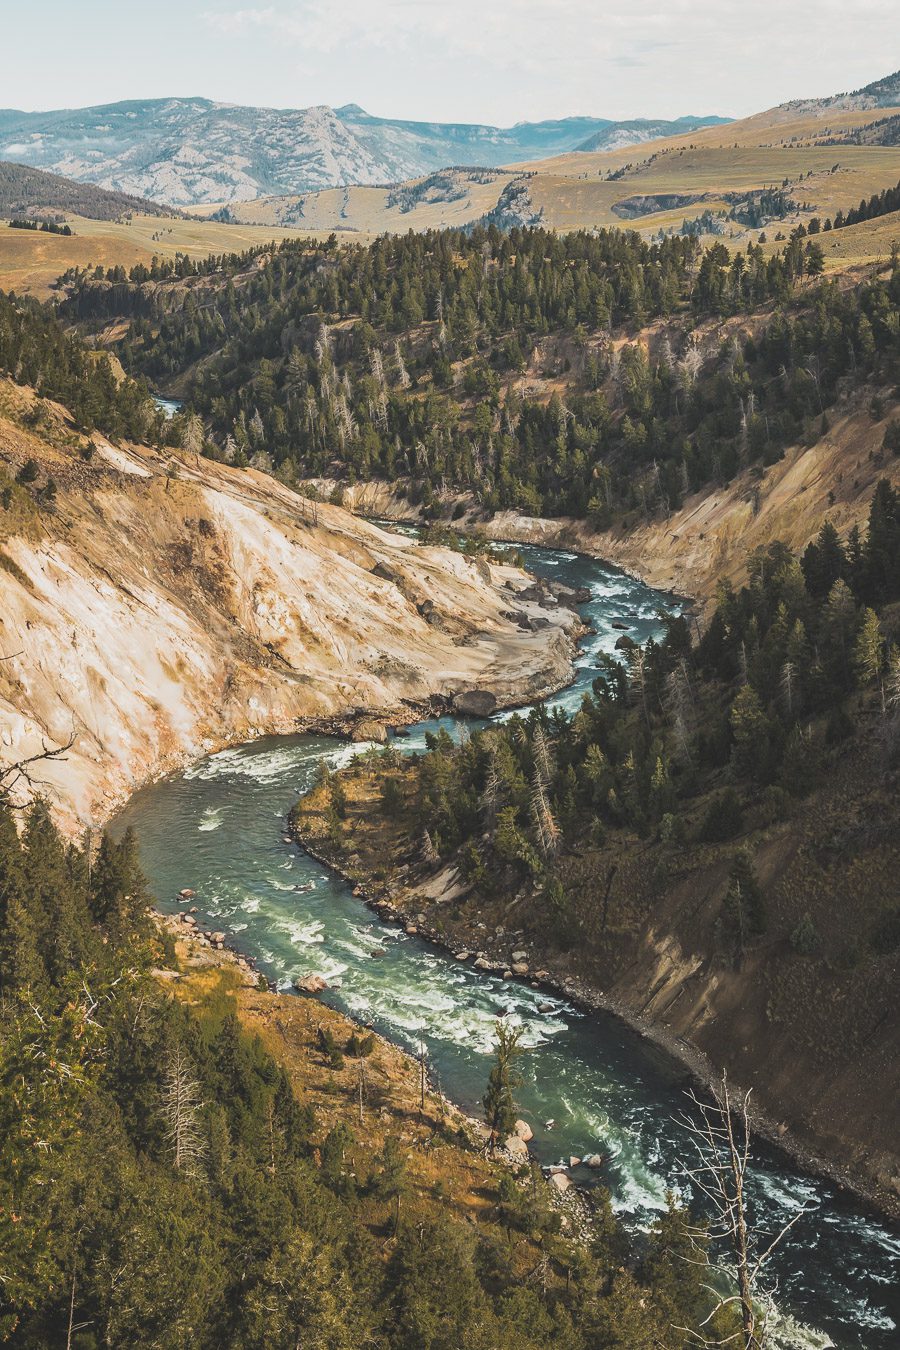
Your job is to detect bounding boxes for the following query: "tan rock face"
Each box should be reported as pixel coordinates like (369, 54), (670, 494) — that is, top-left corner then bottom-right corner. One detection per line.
(0, 399), (578, 831)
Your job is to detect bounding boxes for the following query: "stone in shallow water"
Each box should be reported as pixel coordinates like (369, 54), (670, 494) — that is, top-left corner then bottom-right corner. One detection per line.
(294, 974), (328, 994)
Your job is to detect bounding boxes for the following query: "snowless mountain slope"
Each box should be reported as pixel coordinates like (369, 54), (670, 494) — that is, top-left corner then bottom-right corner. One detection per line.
(0, 98), (727, 206)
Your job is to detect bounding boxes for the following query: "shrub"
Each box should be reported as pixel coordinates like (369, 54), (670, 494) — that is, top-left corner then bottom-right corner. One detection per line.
(699, 788), (744, 842)
(790, 913), (820, 954)
(16, 458), (39, 484)
(870, 907), (900, 955)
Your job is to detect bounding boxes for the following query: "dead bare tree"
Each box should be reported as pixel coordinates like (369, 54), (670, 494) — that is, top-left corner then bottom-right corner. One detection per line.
(675, 1074), (813, 1348)
(0, 732), (76, 807)
(162, 1045), (207, 1178)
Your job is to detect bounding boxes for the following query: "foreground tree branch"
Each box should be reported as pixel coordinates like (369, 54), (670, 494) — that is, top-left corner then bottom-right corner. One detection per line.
(0, 732), (76, 807)
(675, 1073), (815, 1349)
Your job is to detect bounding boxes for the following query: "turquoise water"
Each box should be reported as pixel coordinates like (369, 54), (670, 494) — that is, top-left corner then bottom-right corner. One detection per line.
(116, 542), (899, 1349)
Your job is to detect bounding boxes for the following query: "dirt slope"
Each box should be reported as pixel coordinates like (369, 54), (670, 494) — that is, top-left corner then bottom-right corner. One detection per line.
(0, 381), (577, 829)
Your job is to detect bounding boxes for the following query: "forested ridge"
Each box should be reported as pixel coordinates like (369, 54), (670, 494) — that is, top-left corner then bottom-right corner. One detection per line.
(58, 224), (900, 523)
(0, 290), (162, 443)
(327, 484), (900, 942)
(0, 799), (745, 1348)
(0, 161), (176, 223)
(305, 488), (900, 1211)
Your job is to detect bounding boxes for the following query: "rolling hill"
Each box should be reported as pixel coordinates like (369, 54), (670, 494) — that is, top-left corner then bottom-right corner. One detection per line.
(0, 97), (728, 206)
(220, 70), (900, 251)
(0, 159), (175, 220)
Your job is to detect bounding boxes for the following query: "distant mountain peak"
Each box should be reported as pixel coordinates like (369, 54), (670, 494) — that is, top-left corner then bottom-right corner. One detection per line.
(0, 98), (728, 207)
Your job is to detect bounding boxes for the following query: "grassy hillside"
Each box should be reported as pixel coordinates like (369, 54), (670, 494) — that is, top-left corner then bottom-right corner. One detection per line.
(0, 212), (340, 298)
(221, 101), (900, 261)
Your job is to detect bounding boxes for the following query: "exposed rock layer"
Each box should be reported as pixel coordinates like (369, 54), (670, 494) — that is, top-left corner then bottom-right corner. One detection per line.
(0, 383), (577, 829)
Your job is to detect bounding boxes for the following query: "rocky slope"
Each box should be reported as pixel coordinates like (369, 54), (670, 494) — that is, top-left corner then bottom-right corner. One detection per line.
(335, 396), (900, 611)
(0, 380), (578, 830)
(0, 99), (726, 206)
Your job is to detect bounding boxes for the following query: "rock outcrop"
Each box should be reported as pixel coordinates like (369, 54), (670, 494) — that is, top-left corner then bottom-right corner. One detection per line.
(0, 382), (578, 829)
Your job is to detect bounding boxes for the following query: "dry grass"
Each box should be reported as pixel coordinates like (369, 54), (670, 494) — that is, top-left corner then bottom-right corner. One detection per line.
(218, 170), (513, 235)
(0, 212), (337, 297)
(165, 940), (524, 1233)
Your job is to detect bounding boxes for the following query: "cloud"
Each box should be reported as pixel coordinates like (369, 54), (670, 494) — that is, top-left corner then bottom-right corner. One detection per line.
(202, 2), (673, 74)
(199, 2), (900, 122)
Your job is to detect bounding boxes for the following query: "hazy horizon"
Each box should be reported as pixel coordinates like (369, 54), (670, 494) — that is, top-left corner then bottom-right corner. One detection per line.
(4, 1), (898, 125)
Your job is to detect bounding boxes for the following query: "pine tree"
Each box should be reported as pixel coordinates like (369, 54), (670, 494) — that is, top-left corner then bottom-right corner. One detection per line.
(854, 607), (883, 687)
(483, 1020), (524, 1149)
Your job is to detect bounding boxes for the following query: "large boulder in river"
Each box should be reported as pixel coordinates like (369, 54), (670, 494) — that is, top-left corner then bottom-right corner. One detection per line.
(555, 586), (591, 608)
(548, 1171), (571, 1193)
(513, 1119), (534, 1143)
(294, 974), (328, 994)
(352, 718), (388, 743)
(453, 688), (498, 717)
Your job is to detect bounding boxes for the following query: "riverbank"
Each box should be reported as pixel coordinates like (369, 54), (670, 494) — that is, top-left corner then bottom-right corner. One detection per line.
(149, 906), (598, 1230)
(290, 768), (900, 1226)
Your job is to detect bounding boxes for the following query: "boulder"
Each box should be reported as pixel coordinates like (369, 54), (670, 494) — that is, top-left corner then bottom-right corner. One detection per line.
(452, 688), (498, 718)
(548, 1172), (571, 1192)
(569, 1157), (582, 1169)
(614, 634), (636, 651)
(512, 949), (528, 962)
(180, 914), (196, 926)
(513, 1119), (534, 1143)
(353, 718), (388, 743)
(504, 1134), (530, 1159)
(555, 586), (591, 608)
(611, 620), (629, 630)
(178, 888), (195, 900)
(405, 924), (418, 935)
(294, 973), (328, 994)
(211, 931), (227, 944)
(511, 962), (529, 976)
(584, 1154), (605, 1169)
(456, 950), (471, 961)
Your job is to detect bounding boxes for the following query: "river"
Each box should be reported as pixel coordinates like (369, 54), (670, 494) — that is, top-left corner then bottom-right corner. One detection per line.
(115, 540), (899, 1349)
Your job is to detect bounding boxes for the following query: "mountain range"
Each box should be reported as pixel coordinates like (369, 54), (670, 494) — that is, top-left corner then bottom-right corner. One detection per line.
(0, 98), (728, 206)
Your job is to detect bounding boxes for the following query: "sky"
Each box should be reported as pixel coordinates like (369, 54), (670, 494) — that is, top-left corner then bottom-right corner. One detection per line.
(3, 1), (898, 125)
